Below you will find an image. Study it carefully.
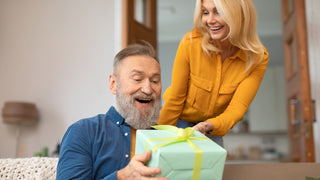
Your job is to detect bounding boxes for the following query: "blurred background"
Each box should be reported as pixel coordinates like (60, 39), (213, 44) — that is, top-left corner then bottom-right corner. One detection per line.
(1, 0), (319, 163)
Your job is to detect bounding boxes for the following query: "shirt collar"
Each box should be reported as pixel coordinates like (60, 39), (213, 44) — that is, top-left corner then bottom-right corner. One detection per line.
(107, 106), (125, 126)
(228, 49), (247, 62)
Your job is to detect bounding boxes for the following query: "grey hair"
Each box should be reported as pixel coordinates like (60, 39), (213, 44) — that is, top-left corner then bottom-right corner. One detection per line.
(113, 42), (158, 74)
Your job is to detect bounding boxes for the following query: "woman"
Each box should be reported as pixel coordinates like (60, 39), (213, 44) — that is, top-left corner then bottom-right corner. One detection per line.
(157, 0), (269, 146)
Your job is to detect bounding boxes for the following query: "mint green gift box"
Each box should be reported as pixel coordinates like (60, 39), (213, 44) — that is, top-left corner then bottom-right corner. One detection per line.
(135, 125), (227, 180)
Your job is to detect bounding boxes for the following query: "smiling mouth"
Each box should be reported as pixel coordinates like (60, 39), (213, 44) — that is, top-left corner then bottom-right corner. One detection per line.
(210, 26), (223, 31)
(136, 98), (152, 104)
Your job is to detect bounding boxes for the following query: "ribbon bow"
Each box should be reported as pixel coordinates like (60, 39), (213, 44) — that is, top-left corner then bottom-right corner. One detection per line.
(145, 125), (210, 180)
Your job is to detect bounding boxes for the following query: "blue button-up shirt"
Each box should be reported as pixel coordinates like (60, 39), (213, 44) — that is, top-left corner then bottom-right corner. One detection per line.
(57, 106), (131, 180)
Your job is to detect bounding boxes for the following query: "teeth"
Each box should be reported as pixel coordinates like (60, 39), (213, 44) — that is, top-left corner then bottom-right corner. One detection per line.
(138, 100), (150, 103)
(136, 98), (152, 103)
(210, 27), (222, 31)
(140, 98), (151, 101)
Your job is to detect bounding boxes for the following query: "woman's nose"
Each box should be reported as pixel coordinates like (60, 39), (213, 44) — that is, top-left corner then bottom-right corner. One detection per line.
(208, 14), (216, 24)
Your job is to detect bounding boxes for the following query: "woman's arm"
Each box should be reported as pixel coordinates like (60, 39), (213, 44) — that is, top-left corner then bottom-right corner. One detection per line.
(157, 36), (191, 126)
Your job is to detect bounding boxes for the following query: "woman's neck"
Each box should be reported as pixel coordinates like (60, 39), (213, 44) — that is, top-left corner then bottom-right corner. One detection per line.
(217, 41), (238, 62)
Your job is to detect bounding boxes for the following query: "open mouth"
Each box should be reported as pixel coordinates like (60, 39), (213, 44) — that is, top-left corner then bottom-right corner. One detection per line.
(210, 26), (223, 32)
(136, 98), (152, 104)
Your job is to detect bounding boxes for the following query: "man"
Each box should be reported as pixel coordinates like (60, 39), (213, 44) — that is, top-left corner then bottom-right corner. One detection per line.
(56, 43), (167, 180)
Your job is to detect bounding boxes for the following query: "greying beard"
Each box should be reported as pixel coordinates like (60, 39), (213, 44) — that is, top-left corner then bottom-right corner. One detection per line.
(115, 83), (161, 129)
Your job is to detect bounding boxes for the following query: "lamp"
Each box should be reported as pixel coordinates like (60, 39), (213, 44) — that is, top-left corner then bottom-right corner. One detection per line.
(2, 102), (38, 125)
(2, 101), (39, 157)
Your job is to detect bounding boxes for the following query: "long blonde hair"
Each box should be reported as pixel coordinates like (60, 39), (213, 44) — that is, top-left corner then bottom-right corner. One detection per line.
(193, 0), (264, 71)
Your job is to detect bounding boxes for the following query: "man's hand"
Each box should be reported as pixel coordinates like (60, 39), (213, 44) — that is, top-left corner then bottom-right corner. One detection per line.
(117, 150), (168, 180)
(193, 121), (214, 134)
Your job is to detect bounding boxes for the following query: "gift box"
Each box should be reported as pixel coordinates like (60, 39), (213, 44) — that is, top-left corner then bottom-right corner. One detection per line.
(135, 125), (227, 180)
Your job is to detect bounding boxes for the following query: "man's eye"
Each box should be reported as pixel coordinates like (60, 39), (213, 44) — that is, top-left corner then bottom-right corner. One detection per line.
(134, 79), (142, 82)
(150, 77), (160, 84)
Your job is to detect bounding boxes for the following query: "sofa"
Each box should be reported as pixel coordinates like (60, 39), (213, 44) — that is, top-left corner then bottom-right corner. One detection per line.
(0, 157), (58, 180)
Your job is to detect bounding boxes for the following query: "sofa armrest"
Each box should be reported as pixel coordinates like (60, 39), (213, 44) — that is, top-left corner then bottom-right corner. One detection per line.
(0, 157), (58, 180)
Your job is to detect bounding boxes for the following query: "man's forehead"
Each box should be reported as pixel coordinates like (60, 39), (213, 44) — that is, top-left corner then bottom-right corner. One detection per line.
(118, 55), (160, 71)
(121, 54), (157, 63)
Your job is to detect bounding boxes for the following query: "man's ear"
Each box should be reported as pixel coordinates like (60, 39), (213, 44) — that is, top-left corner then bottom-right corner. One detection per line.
(109, 74), (117, 95)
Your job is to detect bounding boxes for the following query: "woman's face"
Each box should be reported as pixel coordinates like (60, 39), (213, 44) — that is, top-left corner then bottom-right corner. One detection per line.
(201, 0), (229, 41)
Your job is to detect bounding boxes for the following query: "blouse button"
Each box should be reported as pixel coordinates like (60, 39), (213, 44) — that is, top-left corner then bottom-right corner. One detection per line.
(207, 86), (209, 89)
(116, 121), (120, 125)
(125, 154), (129, 158)
(124, 132), (128, 136)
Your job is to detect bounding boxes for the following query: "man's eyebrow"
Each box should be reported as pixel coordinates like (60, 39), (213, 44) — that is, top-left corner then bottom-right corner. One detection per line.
(152, 73), (161, 77)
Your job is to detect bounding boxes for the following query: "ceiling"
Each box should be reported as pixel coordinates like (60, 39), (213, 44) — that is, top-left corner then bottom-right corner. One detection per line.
(157, 0), (283, 42)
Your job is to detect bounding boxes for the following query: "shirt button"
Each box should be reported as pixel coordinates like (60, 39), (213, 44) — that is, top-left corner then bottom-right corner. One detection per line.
(207, 86), (209, 89)
(125, 154), (129, 158)
(116, 121), (120, 125)
(124, 132), (128, 136)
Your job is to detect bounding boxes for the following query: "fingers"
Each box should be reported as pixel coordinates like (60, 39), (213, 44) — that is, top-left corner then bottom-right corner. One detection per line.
(143, 176), (168, 180)
(133, 150), (162, 176)
(133, 150), (152, 163)
(118, 150), (166, 180)
(139, 166), (162, 177)
(193, 124), (206, 134)
(193, 121), (214, 134)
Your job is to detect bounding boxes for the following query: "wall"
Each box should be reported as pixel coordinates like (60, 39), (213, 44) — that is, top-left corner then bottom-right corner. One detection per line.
(249, 65), (287, 133)
(0, 0), (117, 157)
(306, 0), (320, 162)
(158, 41), (179, 93)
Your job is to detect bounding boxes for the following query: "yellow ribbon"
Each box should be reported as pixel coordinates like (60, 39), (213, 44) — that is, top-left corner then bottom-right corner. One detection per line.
(145, 125), (210, 180)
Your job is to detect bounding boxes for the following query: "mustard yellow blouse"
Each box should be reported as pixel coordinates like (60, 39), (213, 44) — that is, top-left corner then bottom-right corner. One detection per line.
(157, 30), (269, 136)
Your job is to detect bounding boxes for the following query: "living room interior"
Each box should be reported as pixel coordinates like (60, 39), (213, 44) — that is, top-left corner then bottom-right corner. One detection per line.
(0, 0), (319, 178)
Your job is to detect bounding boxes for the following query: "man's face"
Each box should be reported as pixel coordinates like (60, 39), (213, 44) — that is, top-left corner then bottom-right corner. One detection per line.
(109, 55), (162, 129)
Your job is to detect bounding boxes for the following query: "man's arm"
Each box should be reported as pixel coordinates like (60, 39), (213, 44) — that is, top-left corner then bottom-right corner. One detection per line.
(56, 123), (94, 179)
(57, 123), (168, 180)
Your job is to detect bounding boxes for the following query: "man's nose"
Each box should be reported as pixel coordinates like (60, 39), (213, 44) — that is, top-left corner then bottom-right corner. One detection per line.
(141, 80), (152, 95)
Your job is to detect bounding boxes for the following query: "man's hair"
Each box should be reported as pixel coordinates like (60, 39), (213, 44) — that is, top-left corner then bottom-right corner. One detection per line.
(113, 42), (158, 74)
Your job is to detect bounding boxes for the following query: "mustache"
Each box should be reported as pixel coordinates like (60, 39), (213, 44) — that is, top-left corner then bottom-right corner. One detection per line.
(132, 92), (157, 100)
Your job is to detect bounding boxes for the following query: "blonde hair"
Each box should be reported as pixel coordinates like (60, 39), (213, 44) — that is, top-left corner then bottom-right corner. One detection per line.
(193, 0), (264, 71)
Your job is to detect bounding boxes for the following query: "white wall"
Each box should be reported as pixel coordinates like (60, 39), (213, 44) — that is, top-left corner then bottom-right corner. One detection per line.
(306, 0), (320, 162)
(0, 0), (118, 157)
(249, 65), (287, 133)
(158, 41), (179, 94)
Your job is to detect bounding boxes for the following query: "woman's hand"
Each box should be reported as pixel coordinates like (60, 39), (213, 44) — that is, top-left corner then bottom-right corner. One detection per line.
(193, 121), (214, 134)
